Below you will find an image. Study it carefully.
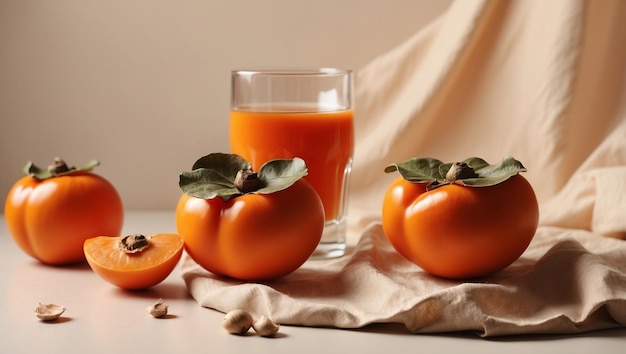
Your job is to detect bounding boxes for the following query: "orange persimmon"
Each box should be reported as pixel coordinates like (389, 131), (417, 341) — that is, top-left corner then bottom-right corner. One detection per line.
(176, 153), (324, 281)
(382, 157), (539, 279)
(4, 158), (123, 265)
(84, 233), (184, 290)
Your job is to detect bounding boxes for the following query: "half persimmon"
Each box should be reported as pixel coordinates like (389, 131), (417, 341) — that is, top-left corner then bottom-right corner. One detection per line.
(84, 233), (184, 290)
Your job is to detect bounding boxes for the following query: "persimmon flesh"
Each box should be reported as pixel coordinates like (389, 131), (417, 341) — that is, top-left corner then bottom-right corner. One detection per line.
(84, 233), (184, 290)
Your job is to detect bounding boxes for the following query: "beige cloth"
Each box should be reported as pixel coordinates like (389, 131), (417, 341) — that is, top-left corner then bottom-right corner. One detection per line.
(181, 0), (626, 336)
(182, 225), (626, 337)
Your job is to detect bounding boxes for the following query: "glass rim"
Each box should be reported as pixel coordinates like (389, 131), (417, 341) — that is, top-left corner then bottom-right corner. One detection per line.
(232, 67), (351, 77)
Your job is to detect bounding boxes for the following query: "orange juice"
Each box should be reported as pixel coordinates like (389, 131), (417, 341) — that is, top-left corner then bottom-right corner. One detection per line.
(230, 109), (354, 221)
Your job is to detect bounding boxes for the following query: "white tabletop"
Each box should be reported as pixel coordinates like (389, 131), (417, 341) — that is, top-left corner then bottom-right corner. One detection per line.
(1, 211), (624, 354)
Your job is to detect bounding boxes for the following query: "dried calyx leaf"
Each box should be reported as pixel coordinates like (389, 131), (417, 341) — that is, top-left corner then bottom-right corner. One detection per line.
(34, 303), (66, 321)
(385, 156), (527, 190)
(179, 153), (308, 201)
(23, 157), (100, 180)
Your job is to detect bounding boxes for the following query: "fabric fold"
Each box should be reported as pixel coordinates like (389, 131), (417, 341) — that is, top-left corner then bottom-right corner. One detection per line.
(181, 225), (626, 336)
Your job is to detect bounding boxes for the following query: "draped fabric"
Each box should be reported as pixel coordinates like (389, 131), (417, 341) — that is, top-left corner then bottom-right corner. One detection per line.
(181, 0), (626, 336)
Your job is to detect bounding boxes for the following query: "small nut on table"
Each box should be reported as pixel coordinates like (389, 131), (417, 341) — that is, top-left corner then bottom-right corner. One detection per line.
(34, 303), (66, 321)
(252, 315), (280, 337)
(222, 309), (253, 335)
(147, 298), (169, 318)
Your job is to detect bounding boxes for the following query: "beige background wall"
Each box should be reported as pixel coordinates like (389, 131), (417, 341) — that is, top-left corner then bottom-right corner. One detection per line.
(0, 0), (451, 211)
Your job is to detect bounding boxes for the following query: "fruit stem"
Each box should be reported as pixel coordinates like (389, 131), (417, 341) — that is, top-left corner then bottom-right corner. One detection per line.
(48, 157), (72, 175)
(234, 168), (265, 193)
(427, 162), (479, 191)
(445, 162), (478, 182)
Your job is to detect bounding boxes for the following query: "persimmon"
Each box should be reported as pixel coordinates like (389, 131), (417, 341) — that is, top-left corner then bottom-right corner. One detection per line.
(176, 153), (324, 281)
(84, 233), (184, 290)
(382, 157), (539, 279)
(4, 158), (123, 265)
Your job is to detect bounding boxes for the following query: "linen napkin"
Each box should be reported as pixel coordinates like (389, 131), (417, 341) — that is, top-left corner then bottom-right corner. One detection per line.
(180, 224), (626, 337)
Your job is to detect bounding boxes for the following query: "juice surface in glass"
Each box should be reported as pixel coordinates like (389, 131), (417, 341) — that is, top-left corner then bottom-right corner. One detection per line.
(229, 108), (354, 221)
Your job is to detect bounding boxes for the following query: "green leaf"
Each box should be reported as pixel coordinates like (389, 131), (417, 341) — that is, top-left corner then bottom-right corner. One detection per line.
(462, 156), (527, 187)
(463, 157), (490, 171)
(22, 161), (48, 179)
(257, 157), (308, 194)
(179, 168), (242, 200)
(191, 153), (250, 174)
(384, 157), (445, 182)
(179, 153), (309, 200)
(23, 158), (100, 180)
(385, 156), (527, 188)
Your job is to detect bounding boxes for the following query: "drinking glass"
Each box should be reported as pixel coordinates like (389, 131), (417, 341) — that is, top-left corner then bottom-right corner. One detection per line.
(230, 68), (354, 259)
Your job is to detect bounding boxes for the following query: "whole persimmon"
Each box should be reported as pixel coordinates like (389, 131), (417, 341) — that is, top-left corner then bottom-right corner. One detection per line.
(84, 233), (184, 290)
(176, 153), (324, 281)
(4, 158), (123, 265)
(382, 157), (539, 279)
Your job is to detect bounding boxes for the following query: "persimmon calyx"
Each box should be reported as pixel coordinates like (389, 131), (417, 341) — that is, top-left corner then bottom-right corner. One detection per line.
(234, 168), (265, 193)
(23, 157), (100, 180)
(119, 234), (150, 254)
(384, 156), (527, 190)
(179, 153), (308, 201)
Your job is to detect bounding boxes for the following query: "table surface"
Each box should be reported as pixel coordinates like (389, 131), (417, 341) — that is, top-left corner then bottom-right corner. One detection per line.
(1, 211), (624, 354)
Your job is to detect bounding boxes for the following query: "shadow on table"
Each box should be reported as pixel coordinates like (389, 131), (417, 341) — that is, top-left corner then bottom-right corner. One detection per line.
(353, 322), (626, 341)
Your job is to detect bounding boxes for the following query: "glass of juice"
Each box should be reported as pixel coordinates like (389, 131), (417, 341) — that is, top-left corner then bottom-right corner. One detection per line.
(230, 68), (354, 259)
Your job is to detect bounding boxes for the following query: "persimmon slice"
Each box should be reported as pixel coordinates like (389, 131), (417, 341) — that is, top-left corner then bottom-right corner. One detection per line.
(84, 233), (184, 290)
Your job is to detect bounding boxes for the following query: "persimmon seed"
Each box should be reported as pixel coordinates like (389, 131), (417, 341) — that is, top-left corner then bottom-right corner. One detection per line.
(119, 234), (150, 254)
